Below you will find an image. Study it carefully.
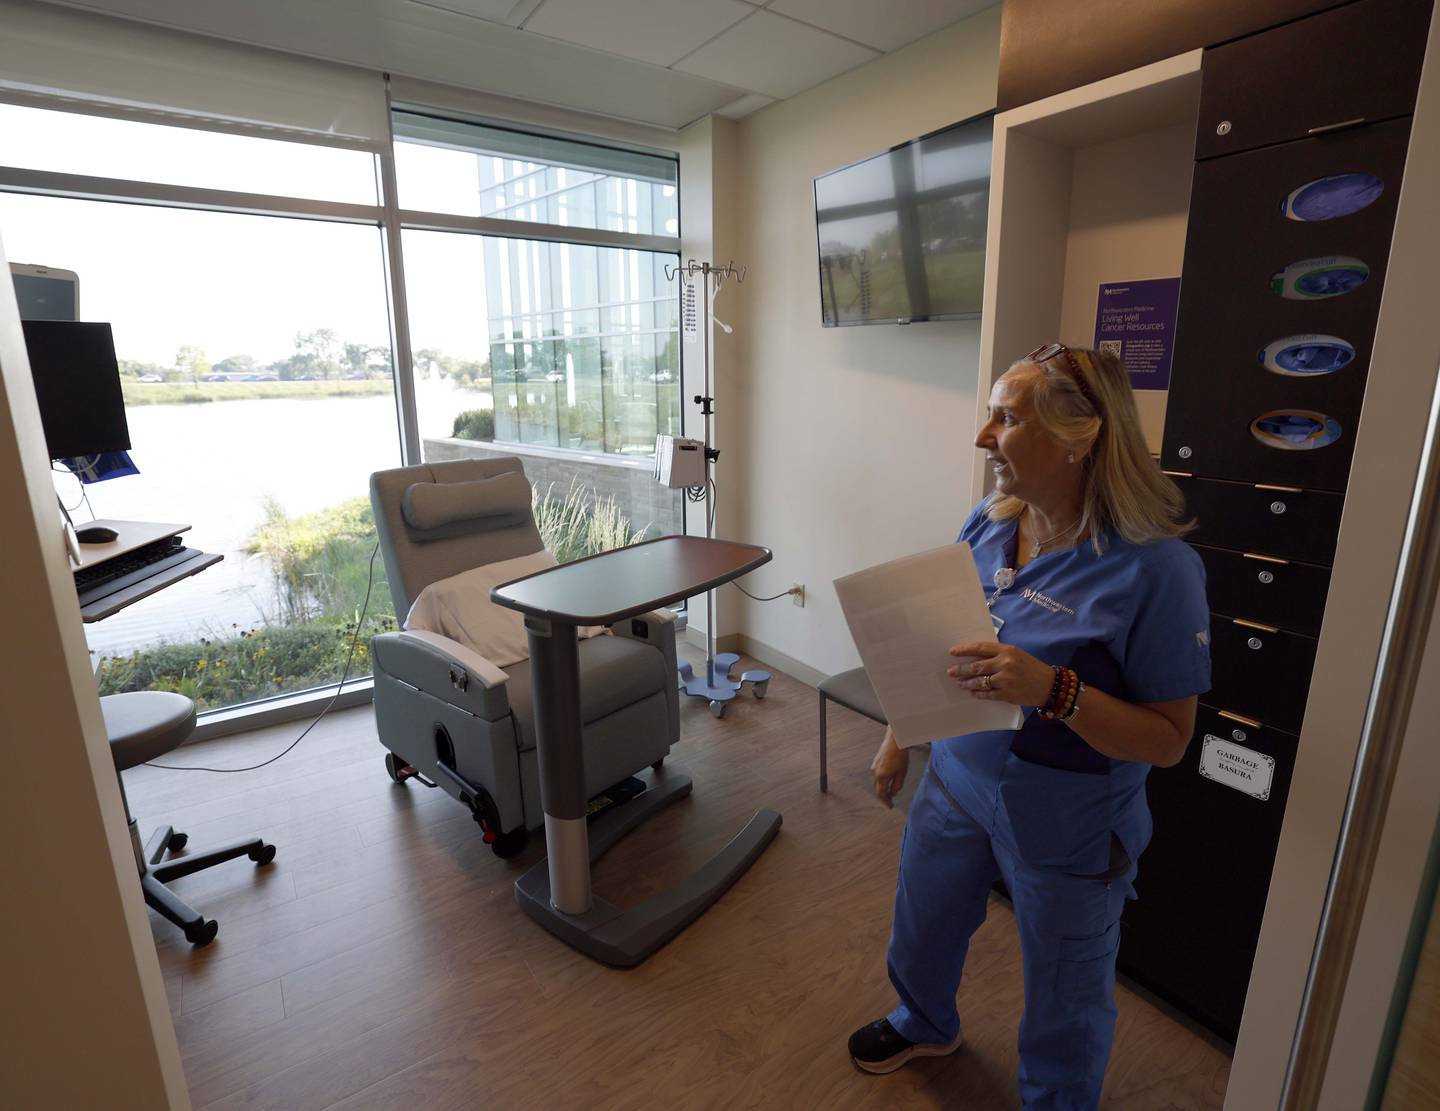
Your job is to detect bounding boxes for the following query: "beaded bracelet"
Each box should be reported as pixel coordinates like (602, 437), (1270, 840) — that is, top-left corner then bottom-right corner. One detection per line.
(1060, 681), (1085, 724)
(1038, 666), (1083, 721)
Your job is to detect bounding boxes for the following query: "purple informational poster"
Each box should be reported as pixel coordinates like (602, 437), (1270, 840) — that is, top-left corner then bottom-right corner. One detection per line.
(1093, 277), (1182, 390)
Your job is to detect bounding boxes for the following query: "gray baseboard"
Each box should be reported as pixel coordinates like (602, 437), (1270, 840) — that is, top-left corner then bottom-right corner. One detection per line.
(681, 628), (826, 689)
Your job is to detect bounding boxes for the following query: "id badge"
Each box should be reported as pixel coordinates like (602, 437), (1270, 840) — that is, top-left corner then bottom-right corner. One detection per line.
(990, 611), (1006, 633)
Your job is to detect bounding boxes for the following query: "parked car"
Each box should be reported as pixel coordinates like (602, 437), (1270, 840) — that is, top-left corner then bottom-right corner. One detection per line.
(137, 374), (164, 383)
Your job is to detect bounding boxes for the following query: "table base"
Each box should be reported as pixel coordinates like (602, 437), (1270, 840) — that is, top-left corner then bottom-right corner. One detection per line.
(514, 769), (782, 967)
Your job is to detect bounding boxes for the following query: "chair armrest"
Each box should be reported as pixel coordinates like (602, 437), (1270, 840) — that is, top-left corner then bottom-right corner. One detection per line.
(394, 629), (510, 689)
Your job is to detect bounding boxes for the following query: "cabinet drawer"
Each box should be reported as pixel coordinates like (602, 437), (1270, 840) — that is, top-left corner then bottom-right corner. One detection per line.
(1173, 474), (1344, 565)
(1208, 617), (1318, 734)
(1196, 0), (1431, 159)
(1195, 544), (1332, 637)
(1121, 704), (1300, 1042)
(1162, 120), (1411, 491)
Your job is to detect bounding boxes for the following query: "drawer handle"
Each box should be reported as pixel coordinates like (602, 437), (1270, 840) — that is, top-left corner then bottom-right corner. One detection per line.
(1162, 470), (1193, 478)
(1307, 117), (1366, 136)
(1235, 618), (1280, 633)
(1256, 483), (1304, 493)
(1219, 710), (1264, 728)
(1243, 552), (1290, 565)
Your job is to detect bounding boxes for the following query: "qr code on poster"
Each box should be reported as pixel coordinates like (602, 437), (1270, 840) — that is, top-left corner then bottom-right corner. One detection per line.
(1098, 340), (1123, 358)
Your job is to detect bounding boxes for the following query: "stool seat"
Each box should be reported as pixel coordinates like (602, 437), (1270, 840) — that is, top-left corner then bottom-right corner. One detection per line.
(102, 691), (197, 770)
(817, 667), (885, 724)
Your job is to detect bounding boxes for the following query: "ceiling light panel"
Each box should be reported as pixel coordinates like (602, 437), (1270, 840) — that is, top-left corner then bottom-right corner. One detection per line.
(524, 0), (755, 67)
(673, 9), (877, 99)
(768, 0), (994, 53)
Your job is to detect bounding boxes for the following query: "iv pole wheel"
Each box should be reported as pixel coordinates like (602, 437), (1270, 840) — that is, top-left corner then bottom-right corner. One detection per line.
(752, 680), (769, 700)
(709, 700), (726, 719)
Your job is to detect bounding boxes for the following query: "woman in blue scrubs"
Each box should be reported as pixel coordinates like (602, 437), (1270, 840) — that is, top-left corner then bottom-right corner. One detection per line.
(848, 344), (1211, 1110)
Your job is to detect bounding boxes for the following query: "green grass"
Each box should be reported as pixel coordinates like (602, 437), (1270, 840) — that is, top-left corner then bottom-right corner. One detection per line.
(121, 380), (395, 406)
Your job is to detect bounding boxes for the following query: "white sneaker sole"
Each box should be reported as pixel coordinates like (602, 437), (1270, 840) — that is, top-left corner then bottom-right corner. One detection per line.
(851, 1031), (964, 1075)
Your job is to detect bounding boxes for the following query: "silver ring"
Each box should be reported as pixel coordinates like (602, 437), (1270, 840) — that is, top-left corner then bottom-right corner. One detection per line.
(981, 674), (993, 692)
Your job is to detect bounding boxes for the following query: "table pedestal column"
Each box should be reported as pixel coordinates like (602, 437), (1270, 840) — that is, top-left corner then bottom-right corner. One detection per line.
(525, 615), (589, 915)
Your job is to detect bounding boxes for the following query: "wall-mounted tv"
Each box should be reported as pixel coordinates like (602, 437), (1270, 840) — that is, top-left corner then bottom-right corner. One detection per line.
(815, 110), (994, 327)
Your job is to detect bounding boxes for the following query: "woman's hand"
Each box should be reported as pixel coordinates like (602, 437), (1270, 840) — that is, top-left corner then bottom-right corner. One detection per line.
(870, 727), (909, 809)
(948, 641), (1054, 707)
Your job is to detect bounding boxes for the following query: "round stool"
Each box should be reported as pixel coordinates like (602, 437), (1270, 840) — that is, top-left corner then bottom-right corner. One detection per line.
(104, 692), (276, 947)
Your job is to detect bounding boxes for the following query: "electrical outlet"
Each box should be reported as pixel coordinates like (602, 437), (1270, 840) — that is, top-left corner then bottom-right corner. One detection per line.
(791, 583), (805, 608)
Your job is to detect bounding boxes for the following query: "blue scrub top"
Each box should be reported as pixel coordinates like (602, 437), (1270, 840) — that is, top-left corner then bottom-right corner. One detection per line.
(928, 500), (1211, 874)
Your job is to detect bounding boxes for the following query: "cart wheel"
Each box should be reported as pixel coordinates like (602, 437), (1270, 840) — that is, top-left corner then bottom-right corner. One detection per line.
(384, 752), (407, 784)
(753, 680), (769, 700)
(166, 831), (189, 853)
(490, 827), (527, 859)
(709, 700), (726, 719)
(248, 843), (277, 866)
(185, 919), (218, 947)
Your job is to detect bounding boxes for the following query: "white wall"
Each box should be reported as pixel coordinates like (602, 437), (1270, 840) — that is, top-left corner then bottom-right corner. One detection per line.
(728, 5), (1002, 680)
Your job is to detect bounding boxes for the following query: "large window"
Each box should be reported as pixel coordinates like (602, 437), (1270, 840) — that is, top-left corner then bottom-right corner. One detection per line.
(2, 105), (400, 713)
(1, 96), (682, 719)
(395, 111), (683, 561)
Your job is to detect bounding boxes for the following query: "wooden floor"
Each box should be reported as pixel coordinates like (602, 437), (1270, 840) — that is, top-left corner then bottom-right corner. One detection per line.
(127, 649), (1232, 1110)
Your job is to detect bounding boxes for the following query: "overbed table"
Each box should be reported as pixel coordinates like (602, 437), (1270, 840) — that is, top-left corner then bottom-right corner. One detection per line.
(491, 535), (781, 966)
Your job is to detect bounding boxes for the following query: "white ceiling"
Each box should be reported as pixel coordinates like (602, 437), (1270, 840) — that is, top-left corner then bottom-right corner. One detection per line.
(40, 0), (996, 130)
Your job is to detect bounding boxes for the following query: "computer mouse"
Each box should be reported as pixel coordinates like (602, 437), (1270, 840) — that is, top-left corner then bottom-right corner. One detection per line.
(76, 525), (119, 544)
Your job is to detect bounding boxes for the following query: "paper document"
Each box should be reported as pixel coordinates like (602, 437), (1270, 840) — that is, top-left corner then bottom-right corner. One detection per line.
(834, 543), (1022, 748)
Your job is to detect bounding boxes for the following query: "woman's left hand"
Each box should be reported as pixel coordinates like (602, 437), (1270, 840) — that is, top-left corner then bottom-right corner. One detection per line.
(948, 642), (1055, 707)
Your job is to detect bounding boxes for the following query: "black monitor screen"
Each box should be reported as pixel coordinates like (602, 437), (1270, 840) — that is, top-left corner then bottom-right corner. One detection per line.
(815, 112), (993, 326)
(21, 321), (130, 459)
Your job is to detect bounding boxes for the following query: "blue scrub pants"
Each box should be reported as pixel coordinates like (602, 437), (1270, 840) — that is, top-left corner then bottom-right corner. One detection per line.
(886, 767), (1136, 1111)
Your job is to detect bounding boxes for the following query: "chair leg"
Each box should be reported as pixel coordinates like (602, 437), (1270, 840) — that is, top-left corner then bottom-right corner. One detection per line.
(142, 872), (216, 946)
(150, 836), (275, 884)
(818, 690), (828, 793)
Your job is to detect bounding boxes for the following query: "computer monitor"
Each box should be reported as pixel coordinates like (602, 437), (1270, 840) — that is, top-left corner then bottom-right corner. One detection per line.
(21, 320), (130, 459)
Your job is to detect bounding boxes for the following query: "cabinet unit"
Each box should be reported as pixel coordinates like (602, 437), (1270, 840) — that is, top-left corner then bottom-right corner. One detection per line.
(1121, 0), (1432, 1043)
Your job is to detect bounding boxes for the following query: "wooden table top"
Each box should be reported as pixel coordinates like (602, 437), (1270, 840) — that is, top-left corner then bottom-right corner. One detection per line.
(490, 536), (771, 625)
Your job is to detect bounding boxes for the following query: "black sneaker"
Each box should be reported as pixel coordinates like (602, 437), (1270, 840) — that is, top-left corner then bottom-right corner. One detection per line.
(848, 1017), (963, 1074)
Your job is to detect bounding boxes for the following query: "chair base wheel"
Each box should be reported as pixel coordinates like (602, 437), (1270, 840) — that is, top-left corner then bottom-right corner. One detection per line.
(166, 831), (189, 852)
(248, 843), (277, 865)
(490, 827), (527, 859)
(384, 752), (409, 783)
(185, 919), (218, 947)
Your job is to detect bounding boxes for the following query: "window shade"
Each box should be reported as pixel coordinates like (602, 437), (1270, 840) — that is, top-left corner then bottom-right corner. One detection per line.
(392, 109), (677, 186)
(0, 0), (389, 151)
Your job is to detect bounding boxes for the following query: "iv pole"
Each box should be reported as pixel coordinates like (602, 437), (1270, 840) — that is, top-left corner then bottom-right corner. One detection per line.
(665, 258), (770, 718)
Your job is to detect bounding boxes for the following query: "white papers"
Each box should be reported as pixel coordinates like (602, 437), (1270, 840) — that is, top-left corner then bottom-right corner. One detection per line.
(834, 543), (1022, 748)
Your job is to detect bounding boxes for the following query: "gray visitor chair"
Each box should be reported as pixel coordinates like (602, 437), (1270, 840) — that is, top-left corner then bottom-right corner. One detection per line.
(817, 667), (887, 792)
(369, 457), (679, 857)
(104, 690), (276, 946)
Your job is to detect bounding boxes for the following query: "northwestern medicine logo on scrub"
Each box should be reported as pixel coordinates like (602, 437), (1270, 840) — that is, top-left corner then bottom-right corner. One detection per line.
(1021, 587), (1076, 617)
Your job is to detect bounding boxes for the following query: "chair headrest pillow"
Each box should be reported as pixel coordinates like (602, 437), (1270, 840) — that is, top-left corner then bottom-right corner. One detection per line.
(402, 471), (532, 531)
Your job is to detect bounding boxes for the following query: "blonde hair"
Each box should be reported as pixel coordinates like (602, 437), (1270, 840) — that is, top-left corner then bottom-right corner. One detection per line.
(987, 346), (1192, 550)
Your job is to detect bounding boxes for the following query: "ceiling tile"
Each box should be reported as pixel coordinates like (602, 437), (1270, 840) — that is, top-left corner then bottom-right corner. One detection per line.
(769, 0), (994, 53)
(524, 0), (753, 66)
(673, 9), (877, 100)
(403, 0), (519, 24)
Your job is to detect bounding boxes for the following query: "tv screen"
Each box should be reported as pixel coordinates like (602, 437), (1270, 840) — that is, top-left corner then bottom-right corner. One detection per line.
(22, 320), (130, 459)
(815, 111), (993, 326)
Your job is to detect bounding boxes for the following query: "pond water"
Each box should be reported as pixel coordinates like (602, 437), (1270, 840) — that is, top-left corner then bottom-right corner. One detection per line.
(78, 378), (487, 655)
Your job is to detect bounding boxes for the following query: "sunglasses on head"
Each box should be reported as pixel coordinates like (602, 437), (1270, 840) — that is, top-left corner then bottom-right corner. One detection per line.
(1025, 342), (1100, 410)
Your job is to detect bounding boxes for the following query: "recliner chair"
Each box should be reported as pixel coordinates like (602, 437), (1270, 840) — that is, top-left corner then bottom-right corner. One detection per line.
(369, 457), (679, 857)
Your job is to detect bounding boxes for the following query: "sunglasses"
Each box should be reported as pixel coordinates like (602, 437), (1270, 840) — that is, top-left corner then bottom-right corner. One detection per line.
(1025, 342), (1100, 410)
